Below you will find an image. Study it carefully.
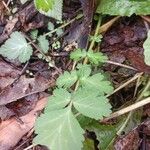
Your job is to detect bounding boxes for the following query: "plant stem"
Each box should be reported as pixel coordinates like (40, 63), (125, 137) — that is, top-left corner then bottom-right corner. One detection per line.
(83, 16), (102, 64)
(73, 16), (102, 114)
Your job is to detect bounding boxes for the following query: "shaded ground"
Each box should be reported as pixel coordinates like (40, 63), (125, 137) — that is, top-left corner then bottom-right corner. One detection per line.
(0, 0), (150, 150)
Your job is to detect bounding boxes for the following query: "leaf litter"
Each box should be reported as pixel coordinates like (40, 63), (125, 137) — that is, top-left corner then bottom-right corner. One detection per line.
(0, 0), (150, 150)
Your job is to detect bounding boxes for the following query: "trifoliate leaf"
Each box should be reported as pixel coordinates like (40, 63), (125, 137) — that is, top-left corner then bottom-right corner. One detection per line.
(34, 108), (84, 150)
(56, 70), (78, 88)
(48, 88), (71, 111)
(89, 35), (103, 43)
(70, 49), (87, 61)
(79, 73), (113, 95)
(143, 30), (150, 66)
(87, 50), (108, 65)
(34, 0), (63, 20)
(97, 0), (150, 16)
(38, 36), (49, 54)
(0, 31), (33, 63)
(73, 88), (112, 120)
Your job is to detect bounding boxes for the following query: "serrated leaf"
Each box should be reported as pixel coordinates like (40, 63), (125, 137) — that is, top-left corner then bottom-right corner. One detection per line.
(70, 49), (87, 61)
(143, 30), (150, 66)
(89, 35), (103, 43)
(0, 31), (33, 63)
(34, 0), (63, 20)
(38, 35), (49, 54)
(87, 50), (108, 65)
(73, 88), (112, 120)
(34, 108), (84, 150)
(97, 0), (150, 16)
(56, 70), (78, 88)
(79, 73), (113, 95)
(77, 64), (92, 79)
(48, 88), (71, 111)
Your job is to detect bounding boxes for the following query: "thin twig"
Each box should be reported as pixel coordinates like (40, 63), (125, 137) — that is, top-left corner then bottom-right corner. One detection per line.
(23, 144), (35, 150)
(99, 16), (120, 33)
(83, 16), (102, 64)
(28, 14), (83, 45)
(2, 0), (10, 12)
(105, 77), (150, 121)
(104, 97), (150, 121)
(141, 16), (150, 24)
(106, 60), (137, 71)
(107, 73), (143, 98)
(134, 74), (142, 97)
(25, 34), (62, 74)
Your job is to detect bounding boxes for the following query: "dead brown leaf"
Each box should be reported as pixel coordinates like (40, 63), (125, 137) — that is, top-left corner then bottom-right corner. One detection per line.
(114, 120), (150, 150)
(114, 129), (140, 150)
(0, 1), (46, 44)
(0, 97), (48, 150)
(101, 17), (150, 74)
(18, 2), (46, 32)
(65, 0), (95, 49)
(0, 58), (21, 91)
(0, 72), (54, 106)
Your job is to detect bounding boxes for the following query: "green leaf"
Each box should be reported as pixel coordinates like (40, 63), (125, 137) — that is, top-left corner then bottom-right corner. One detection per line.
(87, 50), (108, 65)
(85, 120), (124, 150)
(34, 0), (63, 20)
(143, 30), (150, 66)
(77, 64), (92, 79)
(48, 88), (71, 111)
(56, 28), (64, 37)
(70, 49), (87, 61)
(30, 30), (38, 40)
(34, 0), (55, 12)
(34, 108), (84, 150)
(73, 88), (112, 120)
(97, 0), (150, 16)
(77, 115), (93, 128)
(56, 70), (78, 88)
(48, 22), (55, 31)
(89, 35), (103, 43)
(82, 138), (95, 150)
(0, 31), (33, 63)
(38, 35), (49, 54)
(20, 0), (29, 4)
(79, 73), (113, 95)
(70, 49), (107, 65)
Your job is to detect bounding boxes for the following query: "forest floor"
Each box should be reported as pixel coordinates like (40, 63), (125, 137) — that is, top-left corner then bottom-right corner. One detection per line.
(0, 0), (150, 150)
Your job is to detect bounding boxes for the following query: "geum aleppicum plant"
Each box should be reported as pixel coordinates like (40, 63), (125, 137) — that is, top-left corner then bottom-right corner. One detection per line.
(34, 48), (114, 149)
